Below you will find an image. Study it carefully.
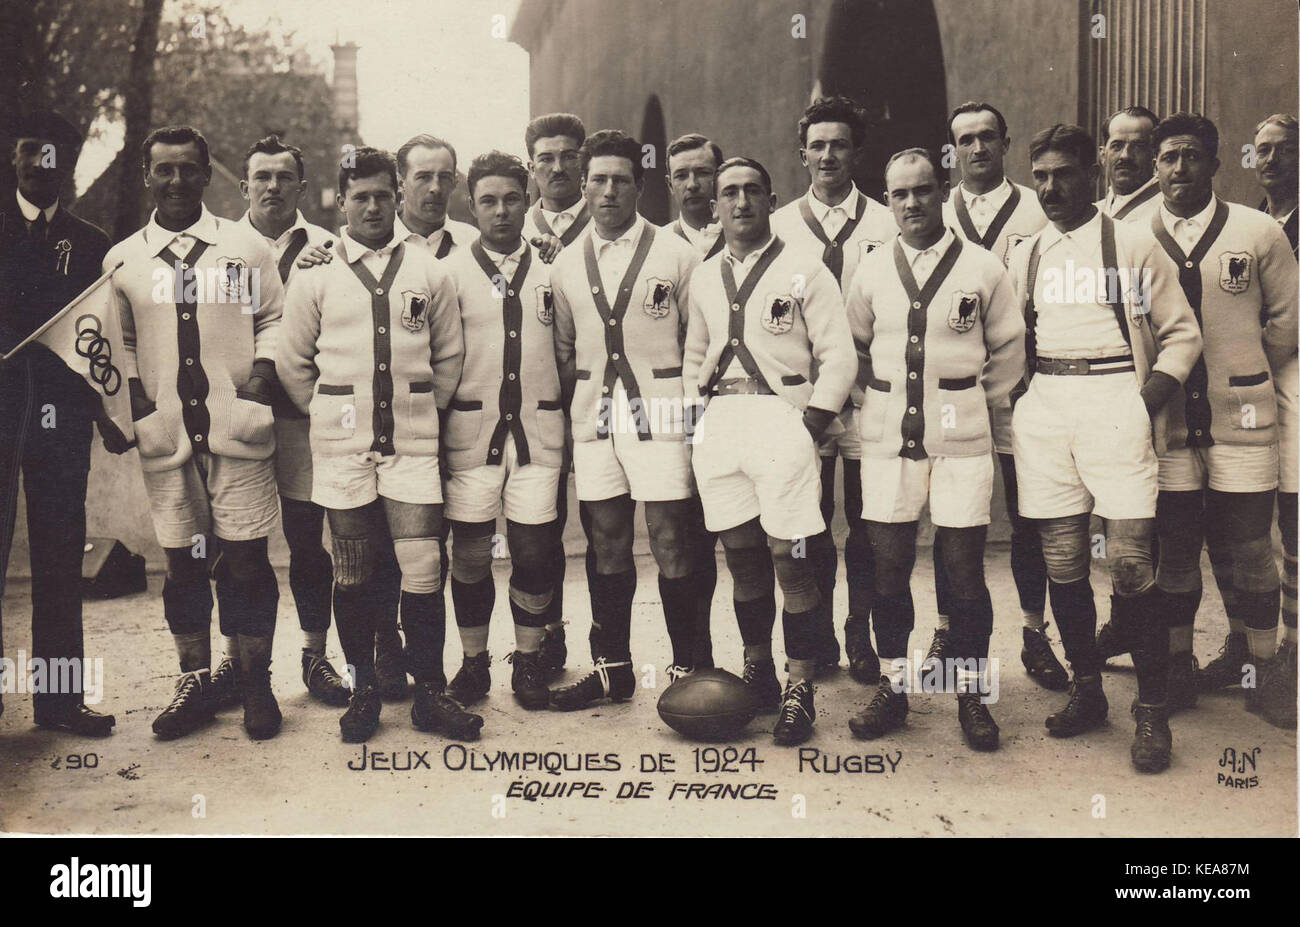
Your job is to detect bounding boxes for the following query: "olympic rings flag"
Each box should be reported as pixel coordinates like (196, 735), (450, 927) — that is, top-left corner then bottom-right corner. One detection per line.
(2, 261), (134, 450)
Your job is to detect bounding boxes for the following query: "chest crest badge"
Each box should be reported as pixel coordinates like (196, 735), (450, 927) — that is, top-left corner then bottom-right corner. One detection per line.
(761, 292), (797, 335)
(536, 285), (554, 326)
(401, 289), (432, 332)
(216, 256), (248, 299)
(1218, 252), (1252, 294)
(948, 291), (980, 333)
(643, 277), (674, 319)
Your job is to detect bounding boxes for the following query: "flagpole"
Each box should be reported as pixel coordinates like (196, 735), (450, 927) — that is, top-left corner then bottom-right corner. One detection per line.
(1, 260), (125, 362)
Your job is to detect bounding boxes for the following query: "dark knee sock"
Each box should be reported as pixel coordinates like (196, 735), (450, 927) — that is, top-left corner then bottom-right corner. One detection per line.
(1124, 588), (1169, 704)
(845, 520), (873, 622)
(933, 533), (954, 621)
(451, 576), (495, 630)
(659, 574), (697, 668)
(810, 530), (837, 645)
(1163, 587), (1202, 652)
(1281, 492), (1297, 630)
(948, 593), (993, 662)
(334, 581), (378, 689)
(282, 500), (332, 635)
(590, 569), (636, 662)
(736, 593), (777, 650)
(691, 546), (717, 669)
(1048, 578), (1100, 678)
(373, 541), (403, 641)
(400, 590), (446, 687)
(873, 589), (915, 663)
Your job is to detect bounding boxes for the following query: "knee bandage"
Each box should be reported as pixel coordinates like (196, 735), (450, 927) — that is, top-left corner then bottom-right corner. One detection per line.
(773, 553), (820, 614)
(1105, 534), (1155, 597)
(724, 545), (774, 602)
(393, 537), (443, 595)
(1231, 535), (1280, 593)
(450, 532), (494, 585)
(1037, 516), (1091, 585)
(331, 535), (374, 589)
(509, 560), (553, 616)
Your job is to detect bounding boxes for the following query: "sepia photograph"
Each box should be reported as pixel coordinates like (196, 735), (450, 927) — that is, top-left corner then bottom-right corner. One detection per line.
(0, 0), (1296, 868)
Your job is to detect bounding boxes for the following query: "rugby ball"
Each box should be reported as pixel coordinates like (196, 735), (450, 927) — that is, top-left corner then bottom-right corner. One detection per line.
(657, 668), (757, 741)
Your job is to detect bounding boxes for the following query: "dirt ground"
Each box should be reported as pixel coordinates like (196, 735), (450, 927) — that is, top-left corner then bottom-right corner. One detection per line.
(1, 544), (1295, 837)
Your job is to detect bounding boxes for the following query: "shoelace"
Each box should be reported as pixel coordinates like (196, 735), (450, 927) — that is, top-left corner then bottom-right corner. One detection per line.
(575, 657), (630, 695)
(666, 665), (692, 683)
(742, 662), (763, 684)
(925, 631), (949, 663)
(779, 686), (811, 725)
(167, 671), (205, 710)
(866, 682), (894, 712)
(1133, 708), (1158, 739)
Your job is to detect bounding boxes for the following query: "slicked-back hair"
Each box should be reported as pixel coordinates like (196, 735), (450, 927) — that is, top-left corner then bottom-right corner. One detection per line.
(883, 147), (942, 187)
(467, 150), (530, 197)
(1152, 112), (1219, 159)
(396, 134), (458, 177)
(579, 129), (644, 182)
(525, 113), (587, 158)
(667, 133), (723, 168)
(1100, 105), (1159, 143)
(799, 95), (867, 148)
(1028, 124), (1097, 168)
(948, 101), (1008, 143)
(716, 157), (773, 196)
(243, 134), (305, 180)
(338, 146), (398, 196)
(1255, 113), (1300, 139)
(143, 125), (210, 171)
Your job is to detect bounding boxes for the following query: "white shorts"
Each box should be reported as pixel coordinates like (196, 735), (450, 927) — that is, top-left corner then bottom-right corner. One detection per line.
(1012, 373), (1158, 520)
(444, 434), (560, 524)
(818, 406), (862, 460)
(572, 384), (691, 503)
(692, 395), (825, 540)
(141, 452), (280, 549)
(860, 454), (995, 528)
(311, 452), (443, 510)
(990, 400), (1014, 456)
(1157, 443), (1279, 494)
(273, 416), (313, 502)
(1278, 355), (1298, 494)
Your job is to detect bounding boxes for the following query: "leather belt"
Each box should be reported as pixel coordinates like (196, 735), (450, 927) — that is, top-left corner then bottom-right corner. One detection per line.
(1035, 355), (1135, 376)
(711, 377), (776, 397)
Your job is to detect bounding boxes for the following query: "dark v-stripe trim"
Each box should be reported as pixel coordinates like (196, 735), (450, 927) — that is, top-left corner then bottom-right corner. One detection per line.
(891, 235), (964, 460)
(798, 191), (866, 282)
(1150, 197), (1231, 447)
(341, 242), (407, 454)
(1111, 182), (1159, 220)
(952, 183), (1021, 251)
(470, 241), (534, 465)
(674, 220), (725, 259)
(583, 224), (658, 439)
(705, 238), (788, 396)
(277, 228), (309, 283)
(158, 239), (212, 446)
(532, 202), (591, 246)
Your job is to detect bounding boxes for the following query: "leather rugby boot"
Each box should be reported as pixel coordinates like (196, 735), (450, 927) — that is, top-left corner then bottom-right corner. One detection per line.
(849, 676), (908, 739)
(446, 652), (491, 706)
(1045, 675), (1108, 737)
(1021, 624), (1069, 691)
(772, 679), (815, 746)
(548, 658), (635, 711)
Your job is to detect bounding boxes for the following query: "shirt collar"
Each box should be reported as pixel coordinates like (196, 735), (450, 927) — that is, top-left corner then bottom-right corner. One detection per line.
(723, 233), (778, 269)
(1159, 195), (1218, 240)
(1039, 208), (1103, 253)
(594, 215), (645, 253)
(144, 204), (220, 255)
(393, 214), (452, 247)
(241, 208), (309, 247)
(896, 227), (955, 264)
(806, 183), (861, 223)
(482, 238), (528, 267)
(959, 177), (1012, 210)
(542, 199), (585, 223)
(343, 227), (398, 263)
(679, 217), (721, 249)
(1107, 176), (1158, 211)
(16, 190), (58, 223)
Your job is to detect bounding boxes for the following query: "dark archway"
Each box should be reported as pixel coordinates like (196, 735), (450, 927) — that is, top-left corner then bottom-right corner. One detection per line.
(638, 94), (670, 225)
(819, 0), (948, 198)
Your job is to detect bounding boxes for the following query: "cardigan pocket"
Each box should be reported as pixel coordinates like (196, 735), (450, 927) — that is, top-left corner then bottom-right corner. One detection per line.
(1227, 372), (1276, 432)
(936, 376), (986, 444)
(311, 384), (357, 443)
(406, 381), (438, 440)
(228, 395), (275, 445)
(860, 378), (891, 442)
(536, 399), (566, 449)
(444, 398), (483, 450)
(133, 408), (178, 459)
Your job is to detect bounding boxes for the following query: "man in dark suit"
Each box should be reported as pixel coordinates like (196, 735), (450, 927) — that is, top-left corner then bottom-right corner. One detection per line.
(0, 111), (116, 735)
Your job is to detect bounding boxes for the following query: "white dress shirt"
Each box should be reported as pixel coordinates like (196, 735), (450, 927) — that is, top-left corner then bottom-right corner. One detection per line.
(16, 189), (58, 226)
(1104, 176), (1159, 217)
(344, 228), (398, 278)
(592, 216), (645, 293)
(483, 238), (527, 280)
(542, 201), (584, 238)
(679, 218), (722, 255)
(1033, 211), (1131, 358)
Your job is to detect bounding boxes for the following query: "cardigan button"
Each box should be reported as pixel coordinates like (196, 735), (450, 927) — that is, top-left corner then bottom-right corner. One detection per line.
(379, 400), (388, 409)
(731, 303), (740, 311)
(602, 386), (609, 394)
(611, 352), (620, 360)
(591, 286), (600, 294)
(830, 242), (838, 248)
(1184, 261), (1193, 269)
(508, 373), (516, 381)
(189, 399), (197, 407)
(730, 338), (739, 346)
(194, 434), (203, 442)
(609, 318), (617, 326)
(1194, 429), (1203, 436)
(908, 371), (917, 380)
(379, 436), (387, 443)
(508, 290), (515, 297)
(185, 357), (194, 366)
(491, 447), (500, 455)
(375, 287), (385, 295)
(378, 326), (386, 334)
(182, 312), (191, 320)
(506, 413), (514, 421)
(906, 440), (915, 448)
(510, 330), (517, 338)
(908, 406), (917, 414)
(909, 335), (918, 343)
(1191, 391), (1199, 399)
(379, 363), (387, 371)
